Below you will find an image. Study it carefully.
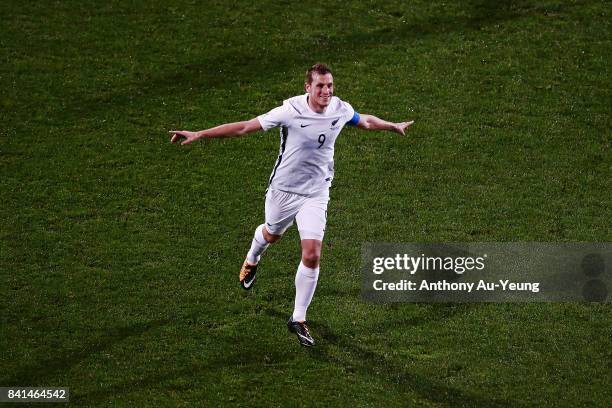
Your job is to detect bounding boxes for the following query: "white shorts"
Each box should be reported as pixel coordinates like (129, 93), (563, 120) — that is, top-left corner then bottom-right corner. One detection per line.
(264, 188), (329, 241)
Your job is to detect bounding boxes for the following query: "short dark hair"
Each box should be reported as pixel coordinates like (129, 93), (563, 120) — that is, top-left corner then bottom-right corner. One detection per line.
(305, 63), (332, 84)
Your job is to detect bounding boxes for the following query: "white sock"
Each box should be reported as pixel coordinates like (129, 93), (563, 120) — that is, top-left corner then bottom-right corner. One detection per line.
(292, 261), (320, 322)
(246, 224), (269, 264)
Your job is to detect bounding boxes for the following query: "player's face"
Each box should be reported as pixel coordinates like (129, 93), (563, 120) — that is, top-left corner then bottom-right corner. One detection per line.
(305, 73), (334, 111)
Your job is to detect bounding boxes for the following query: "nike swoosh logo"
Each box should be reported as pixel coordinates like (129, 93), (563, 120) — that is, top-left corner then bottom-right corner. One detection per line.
(331, 118), (339, 126)
(297, 333), (313, 344)
(300, 124), (311, 128)
(243, 276), (255, 288)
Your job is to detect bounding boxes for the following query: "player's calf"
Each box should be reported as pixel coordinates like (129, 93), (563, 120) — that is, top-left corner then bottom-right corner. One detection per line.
(241, 225), (283, 290)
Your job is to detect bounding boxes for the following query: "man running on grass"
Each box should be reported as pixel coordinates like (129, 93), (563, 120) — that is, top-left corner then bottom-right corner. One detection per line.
(170, 63), (414, 346)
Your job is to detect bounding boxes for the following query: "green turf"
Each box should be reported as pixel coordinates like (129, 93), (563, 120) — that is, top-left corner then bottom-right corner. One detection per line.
(1, 0), (610, 406)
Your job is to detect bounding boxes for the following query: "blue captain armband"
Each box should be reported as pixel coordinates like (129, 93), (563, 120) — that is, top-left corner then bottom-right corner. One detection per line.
(347, 111), (360, 126)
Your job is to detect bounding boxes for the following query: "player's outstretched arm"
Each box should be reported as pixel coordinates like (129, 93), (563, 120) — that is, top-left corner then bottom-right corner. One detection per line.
(357, 114), (414, 136)
(169, 118), (262, 145)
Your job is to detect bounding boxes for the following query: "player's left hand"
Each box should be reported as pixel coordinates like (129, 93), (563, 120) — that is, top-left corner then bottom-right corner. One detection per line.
(169, 130), (199, 145)
(394, 120), (414, 136)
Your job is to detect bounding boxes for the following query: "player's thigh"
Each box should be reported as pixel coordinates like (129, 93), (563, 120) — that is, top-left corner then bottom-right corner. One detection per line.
(264, 189), (302, 236)
(295, 195), (329, 241)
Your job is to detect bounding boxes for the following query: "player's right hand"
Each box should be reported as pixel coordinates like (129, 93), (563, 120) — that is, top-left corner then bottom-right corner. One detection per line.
(169, 130), (199, 145)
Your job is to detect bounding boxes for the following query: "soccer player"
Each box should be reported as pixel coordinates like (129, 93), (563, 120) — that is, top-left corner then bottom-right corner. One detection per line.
(169, 63), (414, 346)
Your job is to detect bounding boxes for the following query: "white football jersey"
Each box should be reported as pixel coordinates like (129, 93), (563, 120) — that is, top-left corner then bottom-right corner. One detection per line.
(257, 94), (356, 196)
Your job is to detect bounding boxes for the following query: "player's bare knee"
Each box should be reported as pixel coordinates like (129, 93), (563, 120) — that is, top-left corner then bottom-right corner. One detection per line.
(263, 227), (282, 243)
(266, 234), (282, 244)
(301, 251), (320, 268)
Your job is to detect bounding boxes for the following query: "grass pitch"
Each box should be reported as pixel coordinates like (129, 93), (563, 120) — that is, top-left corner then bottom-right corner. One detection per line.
(1, 0), (610, 406)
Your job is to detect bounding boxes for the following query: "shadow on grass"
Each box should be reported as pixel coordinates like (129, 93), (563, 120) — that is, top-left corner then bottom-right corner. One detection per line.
(265, 305), (520, 408)
(1, 319), (168, 387)
(69, 318), (299, 405)
(366, 303), (472, 331)
(64, 304), (517, 406)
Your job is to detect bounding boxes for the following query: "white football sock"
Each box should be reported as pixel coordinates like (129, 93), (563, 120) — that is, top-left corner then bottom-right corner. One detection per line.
(292, 261), (320, 322)
(246, 224), (270, 264)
